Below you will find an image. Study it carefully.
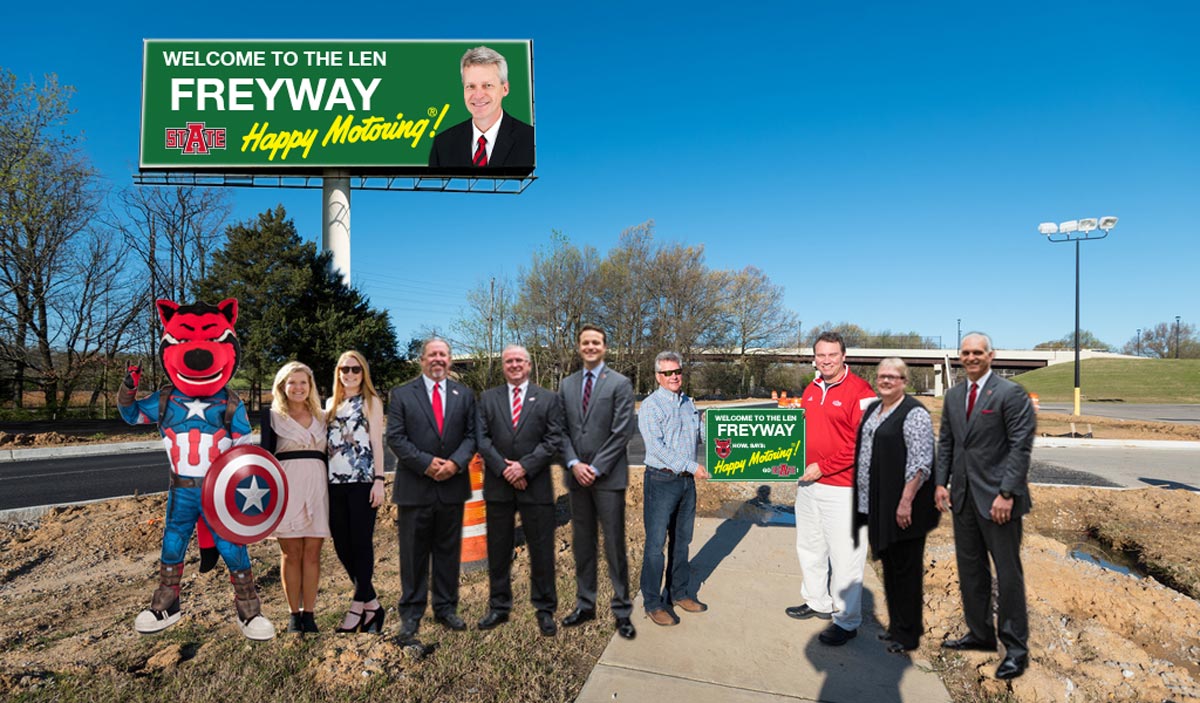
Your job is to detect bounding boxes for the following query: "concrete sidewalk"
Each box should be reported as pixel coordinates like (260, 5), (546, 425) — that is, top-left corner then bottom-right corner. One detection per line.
(576, 516), (951, 703)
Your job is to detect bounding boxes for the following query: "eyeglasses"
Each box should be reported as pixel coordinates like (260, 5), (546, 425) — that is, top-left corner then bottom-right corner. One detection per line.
(339, 365), (362, 375)
(877, 374), (904, 382)
(658, 369), (683, 377)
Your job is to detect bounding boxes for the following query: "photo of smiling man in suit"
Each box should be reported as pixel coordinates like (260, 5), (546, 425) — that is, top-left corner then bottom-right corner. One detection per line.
(428, 45), (534, 171)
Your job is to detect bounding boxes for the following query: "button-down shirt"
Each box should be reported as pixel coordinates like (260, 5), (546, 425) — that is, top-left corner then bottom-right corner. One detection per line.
(638, 386), (703, 474)
(422, 375), (445, 415)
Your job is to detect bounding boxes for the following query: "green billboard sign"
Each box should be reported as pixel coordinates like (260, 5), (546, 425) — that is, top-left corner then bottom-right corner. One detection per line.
(705, 408), (805, 482)
(140, 39), (534, 173)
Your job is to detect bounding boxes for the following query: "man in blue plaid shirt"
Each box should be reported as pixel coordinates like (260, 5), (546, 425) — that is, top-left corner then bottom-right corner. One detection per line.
(638, 351), (710, 627)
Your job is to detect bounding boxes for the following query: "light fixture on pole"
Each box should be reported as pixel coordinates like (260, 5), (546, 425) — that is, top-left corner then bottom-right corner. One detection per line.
(1038, 215), (1117, 416)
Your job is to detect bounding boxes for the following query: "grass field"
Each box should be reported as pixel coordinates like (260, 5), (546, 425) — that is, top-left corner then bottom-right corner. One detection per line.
(1012, 358), (1200, 403)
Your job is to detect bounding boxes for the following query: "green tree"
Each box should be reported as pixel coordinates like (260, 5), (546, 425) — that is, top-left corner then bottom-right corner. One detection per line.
(1035, 330), (1110, 352)
(1122, 321), (1198, 359)
(195, 205), (400, 405)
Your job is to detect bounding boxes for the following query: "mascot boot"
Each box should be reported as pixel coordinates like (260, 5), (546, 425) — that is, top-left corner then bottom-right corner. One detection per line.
(134, 561), (184, 634)
(231, 568), (276, 640)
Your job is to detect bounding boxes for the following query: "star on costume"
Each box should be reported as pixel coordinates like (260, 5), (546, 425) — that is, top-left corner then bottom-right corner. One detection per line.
(118, 298), (276, 640)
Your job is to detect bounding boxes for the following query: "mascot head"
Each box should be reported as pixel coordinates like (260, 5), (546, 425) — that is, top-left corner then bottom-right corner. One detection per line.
(157, 298), (241, 397)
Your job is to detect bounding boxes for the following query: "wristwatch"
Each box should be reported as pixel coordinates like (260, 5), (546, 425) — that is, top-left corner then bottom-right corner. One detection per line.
(999, 490), (1013, 500)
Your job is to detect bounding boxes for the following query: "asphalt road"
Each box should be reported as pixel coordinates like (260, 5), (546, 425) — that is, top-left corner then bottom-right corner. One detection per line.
(1039, 403), (1200, 424)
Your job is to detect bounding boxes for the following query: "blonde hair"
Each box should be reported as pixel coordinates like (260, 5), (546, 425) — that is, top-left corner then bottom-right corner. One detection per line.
(878, 357), (909, 380)
(328, 350), (381, 415)
(271, 361), (323, 420)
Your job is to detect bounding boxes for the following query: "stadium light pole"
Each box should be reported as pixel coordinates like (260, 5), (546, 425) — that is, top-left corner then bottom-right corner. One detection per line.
(1039, 216), (1117, 416)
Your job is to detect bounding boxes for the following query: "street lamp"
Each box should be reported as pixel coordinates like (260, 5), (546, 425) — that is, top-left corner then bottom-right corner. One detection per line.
(1176, 315), (1182, 359)
(1039, 215), (1117, 416)
(1136, 328), (1142, 357)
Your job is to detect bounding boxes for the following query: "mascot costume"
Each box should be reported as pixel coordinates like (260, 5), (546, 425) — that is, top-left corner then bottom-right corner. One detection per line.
(119, 299), (276, 641)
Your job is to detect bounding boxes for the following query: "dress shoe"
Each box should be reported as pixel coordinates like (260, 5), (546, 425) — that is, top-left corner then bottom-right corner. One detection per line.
(615, 617), (637, 640)
(646, 609), (676, 626)
(877, 630), (894, 641)
(941, 634), (998, 652)
(476, 610), (509, 631)
(537, 612), (557, 637)
(300, 611), (319, 634)
(785, 604), (832, 620)
(561, 607), (596, 627)
(675, 597), (708, 613)
(360, 606), (386, 634)
(818, 623), (858, 646)
(397, 618), (420, 639)
(887, 641), (918, 654)
(435, 613), (467, 631)
(995, 654), (1028, 680)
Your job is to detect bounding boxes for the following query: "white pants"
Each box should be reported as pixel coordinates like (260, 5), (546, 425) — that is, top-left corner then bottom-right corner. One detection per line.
(794, 482), (867, 630)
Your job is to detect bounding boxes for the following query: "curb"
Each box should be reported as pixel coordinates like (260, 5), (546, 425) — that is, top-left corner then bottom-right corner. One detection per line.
(1034, 437), (1200, 451)
(0, 434), (264, 462)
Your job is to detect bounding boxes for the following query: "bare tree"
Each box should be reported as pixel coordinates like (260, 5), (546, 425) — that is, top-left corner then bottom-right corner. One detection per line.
(1122, 321), (1198, 359)
(453, 275), (519, 388)
(644, 243), (731, 392)
(725, 265), (800, 393)
(514, 231), (600, 388)
(595, 221), (656, 388)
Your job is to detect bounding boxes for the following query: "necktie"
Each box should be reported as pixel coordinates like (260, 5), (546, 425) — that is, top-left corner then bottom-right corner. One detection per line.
(511, 386), (522, 428)
(967, 382), (978, 419)
(582, 371), (594, 415)
(473, 136), (488, 167)
(432, 382), (444, 434)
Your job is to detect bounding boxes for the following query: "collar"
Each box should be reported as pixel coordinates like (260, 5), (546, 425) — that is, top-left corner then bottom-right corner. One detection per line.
(584, 362), (605, 378)
(472, 112), (504, 148)
(422, 375), (444, 394)
(815, 365), (849, 390)
(967, 370), (992, 389)
(507, 380), (529, 396)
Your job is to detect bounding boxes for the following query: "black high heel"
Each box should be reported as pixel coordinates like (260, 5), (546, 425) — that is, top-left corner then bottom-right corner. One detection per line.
(335, 609), (365, 633)
(360, 606), (386, 634)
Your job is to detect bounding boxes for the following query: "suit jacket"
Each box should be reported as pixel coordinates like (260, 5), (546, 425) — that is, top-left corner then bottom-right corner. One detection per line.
(559, 366), (634, 491)
(386, 376), (477, 506)
(427, 112), (535, 171)
(477, 382), (564, 504)
(934, 374), (1036, 520)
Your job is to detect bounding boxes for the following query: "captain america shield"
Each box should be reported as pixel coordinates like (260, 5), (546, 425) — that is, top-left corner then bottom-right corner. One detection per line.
(201, 445), (288, 545)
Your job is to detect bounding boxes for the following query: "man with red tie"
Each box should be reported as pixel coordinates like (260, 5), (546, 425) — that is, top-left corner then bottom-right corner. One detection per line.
(476, 345), (564, 636)
(935, 332), (1037, 681)
(386, 337), (477, 640)
(427, 46), (535, 172)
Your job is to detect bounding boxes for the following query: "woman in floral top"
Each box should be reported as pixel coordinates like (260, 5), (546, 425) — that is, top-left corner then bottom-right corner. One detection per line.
(325, 350), (387, 633)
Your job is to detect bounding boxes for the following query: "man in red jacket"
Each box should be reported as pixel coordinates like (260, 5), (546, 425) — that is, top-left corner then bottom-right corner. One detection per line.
(786, 332), (877, 646)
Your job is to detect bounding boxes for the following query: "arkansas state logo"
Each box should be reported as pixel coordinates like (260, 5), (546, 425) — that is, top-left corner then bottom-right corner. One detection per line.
(714, 438), (732, 459)
(165, 122), (227, 155)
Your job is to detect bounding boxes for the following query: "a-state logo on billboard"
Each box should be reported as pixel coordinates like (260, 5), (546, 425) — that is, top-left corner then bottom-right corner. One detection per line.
(165, 122), (227, 155)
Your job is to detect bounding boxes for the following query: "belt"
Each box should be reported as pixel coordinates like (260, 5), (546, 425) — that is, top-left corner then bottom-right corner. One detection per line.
(169, 474), (203, 488)
(646, 466), (693, 479)
(275, 450), (328, 462)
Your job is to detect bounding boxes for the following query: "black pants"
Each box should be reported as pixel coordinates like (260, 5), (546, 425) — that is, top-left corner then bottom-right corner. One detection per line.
(485, 500), (557, 616)
(568, 486), (631, 618)
(879, 536), (927, 649)
(328, 482), (378, 602)
(396, 500), (463, 622)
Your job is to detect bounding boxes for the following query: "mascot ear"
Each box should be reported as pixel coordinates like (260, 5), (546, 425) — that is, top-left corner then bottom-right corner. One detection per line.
(218, 298), (238, 326)
(156, 300), (179, 327)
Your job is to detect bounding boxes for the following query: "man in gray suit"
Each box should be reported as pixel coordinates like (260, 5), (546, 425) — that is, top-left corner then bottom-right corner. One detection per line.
(476, 344), (564, 636)
(935, 332), (1036, 680)
(558, 324), (637, 640)
(386, 338), (477, 639)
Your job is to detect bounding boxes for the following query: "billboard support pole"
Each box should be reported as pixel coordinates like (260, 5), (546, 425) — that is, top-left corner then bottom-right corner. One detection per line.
(323, 170), (351, 285)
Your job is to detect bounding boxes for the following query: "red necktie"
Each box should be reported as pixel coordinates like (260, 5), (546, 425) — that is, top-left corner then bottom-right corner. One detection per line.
(511, 386), (522, 428)
(432, 382), (444, 434)
(967, 382), (978, 418)
(473, 136), (488, 167)
(582, 371), (594, 415)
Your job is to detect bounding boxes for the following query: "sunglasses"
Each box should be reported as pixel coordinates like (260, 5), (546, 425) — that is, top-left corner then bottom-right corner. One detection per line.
(339, 365), (363, 374)
(658, 369), (683, 377)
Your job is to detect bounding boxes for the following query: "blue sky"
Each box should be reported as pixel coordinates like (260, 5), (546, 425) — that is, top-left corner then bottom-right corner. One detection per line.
(5, 1), (1197, 351)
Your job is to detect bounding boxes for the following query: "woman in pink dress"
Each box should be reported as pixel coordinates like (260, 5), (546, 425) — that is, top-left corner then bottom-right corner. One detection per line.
(262, 361), (329, 635)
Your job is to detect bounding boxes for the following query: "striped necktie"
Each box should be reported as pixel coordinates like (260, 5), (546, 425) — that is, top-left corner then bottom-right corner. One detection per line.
(473, 136), (488, 166)
(512, 386), (522, 428)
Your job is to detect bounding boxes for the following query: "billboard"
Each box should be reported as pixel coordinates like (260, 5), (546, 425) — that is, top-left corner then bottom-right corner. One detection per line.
(705, 408), (805, 482)
(140, 39), (534, 176)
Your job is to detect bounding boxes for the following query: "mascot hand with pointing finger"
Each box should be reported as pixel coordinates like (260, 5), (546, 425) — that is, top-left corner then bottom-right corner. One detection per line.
(119, 299), (284, 641)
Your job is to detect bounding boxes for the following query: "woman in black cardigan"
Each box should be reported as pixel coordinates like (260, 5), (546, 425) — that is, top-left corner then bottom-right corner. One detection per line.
(852, 358), (939, 653)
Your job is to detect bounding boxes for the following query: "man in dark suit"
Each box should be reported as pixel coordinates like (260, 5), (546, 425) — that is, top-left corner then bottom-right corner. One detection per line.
(427, 46), (534, 171)
(935, 332), (1037, 680)
(558, 324), (637, 640)
(386, 337), (477, 639)
(476, 344), (564, 636)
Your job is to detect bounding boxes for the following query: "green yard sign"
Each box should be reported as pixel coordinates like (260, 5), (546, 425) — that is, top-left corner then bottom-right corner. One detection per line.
(705, 408), (805, 482)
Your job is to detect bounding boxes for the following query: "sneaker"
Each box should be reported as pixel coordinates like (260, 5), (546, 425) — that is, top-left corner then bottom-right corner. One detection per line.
(134, 604), (181, 634)
(785, 604), (832, 620)
(239, 614), (276, 641)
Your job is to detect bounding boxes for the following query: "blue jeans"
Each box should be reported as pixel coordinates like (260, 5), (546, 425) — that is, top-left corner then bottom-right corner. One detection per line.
(162, 486), (250, 572)
(640, 468), (696, 611)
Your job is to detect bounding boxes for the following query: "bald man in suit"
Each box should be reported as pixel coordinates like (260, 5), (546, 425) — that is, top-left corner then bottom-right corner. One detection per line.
(935, 332), (1036, 681)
